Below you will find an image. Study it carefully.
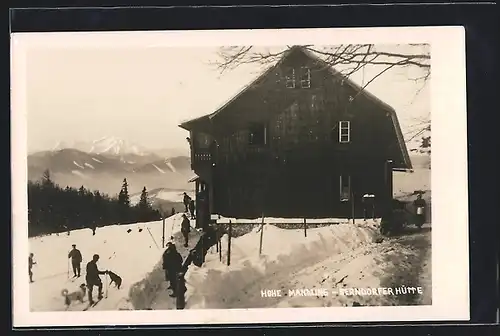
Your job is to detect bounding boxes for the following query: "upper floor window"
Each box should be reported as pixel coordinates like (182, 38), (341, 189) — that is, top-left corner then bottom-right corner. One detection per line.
(284, 67), (311, 89)
(285, 68), (296, 88)
(339, 120), (350, 143)
(248, 123), (267, 146)
(300, 67), (311, 88)
(196, 132), (212, 148)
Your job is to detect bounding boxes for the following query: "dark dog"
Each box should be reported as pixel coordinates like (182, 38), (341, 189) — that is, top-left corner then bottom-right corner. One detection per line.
(106, 270), (122, 289)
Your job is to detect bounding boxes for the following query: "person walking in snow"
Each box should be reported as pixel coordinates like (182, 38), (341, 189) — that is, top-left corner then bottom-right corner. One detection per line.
(68, 244), (83, 278)
(28, 253), (36, 283)
(85, 254), (107, 304)
(90, 222), (97, 236)
(181, 214), (191, 247)
(182, 192), (191, 213)
(188, 200), (196, 220)
(162, 243), (183, 297)
(413, 193), (427, 228)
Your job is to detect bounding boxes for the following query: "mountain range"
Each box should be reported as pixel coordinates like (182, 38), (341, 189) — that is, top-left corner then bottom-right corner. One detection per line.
(28, 134), (430, 203)
(28, 137), (193, 197)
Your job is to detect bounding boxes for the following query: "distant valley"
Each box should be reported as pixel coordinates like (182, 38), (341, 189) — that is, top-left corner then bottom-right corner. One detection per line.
(28, 139), (194, 197)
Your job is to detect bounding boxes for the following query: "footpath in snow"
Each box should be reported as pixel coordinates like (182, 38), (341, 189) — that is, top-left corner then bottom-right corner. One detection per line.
(29, 214), (193, 311)
(151, 218), (383, 309)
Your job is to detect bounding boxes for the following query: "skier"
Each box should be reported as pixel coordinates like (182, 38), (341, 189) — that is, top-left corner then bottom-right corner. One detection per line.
(181, 214), (191, 247)
(413, 193), (427, 228)
(28, 253), (37, 283)
(182, 192), (191, 213)
(162, 243), (183, 297)
(85, 254), (107, 304)
(68, 244), (83, 278)
(171, 207), (176, 217)
(188, 200), (196, 220)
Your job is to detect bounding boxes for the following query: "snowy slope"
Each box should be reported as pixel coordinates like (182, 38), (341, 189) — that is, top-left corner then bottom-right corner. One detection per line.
(29, 216), (185, 312)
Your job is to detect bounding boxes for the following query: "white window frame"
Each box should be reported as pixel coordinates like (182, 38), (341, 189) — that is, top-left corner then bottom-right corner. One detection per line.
(339, 175), (351, 202)
(248, 123), (267, 146)
(339, 120), (351, 143)
(300, 67), (311, 88)
(285, 68), (296, 88)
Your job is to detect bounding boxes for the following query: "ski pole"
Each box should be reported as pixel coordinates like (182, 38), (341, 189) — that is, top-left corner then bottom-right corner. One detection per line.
(67, 257), (70, 279)
(105, 274), (108, 299)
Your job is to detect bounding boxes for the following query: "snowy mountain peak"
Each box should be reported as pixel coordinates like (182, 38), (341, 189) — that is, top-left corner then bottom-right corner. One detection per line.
(89, 136), (149, 156)
(51, 137), (151, 156)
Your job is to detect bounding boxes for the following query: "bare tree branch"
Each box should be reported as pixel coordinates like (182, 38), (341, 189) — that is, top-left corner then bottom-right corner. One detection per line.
(213, 44), (432, 148)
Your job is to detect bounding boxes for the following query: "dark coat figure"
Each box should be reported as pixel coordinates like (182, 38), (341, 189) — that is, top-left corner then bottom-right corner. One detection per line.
(171, 207), (176, 216)
(182, 193), (192, 213)
(85, 254), (107, 303)
(162, 244), (183, 297)
(413, 194), (427, 227)
(362, 194), (376, 220)
(28, 253), (36, 283)
(68, 244), (83, 277)
(181, 215), (191, 247)
(188, 200), (196, 219)
(185, 225), (218, 268)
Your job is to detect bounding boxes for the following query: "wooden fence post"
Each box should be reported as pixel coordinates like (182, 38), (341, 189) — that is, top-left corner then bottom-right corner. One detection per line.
(259, 214), (265, 255)
(227, 220), (232, 266)
(351, 190), (355, 225)
(304, 218), (307, 237)
(215, 223), (219, 253)
(175, 272), (187, 309)
(162, 218), (165, 248)
(219, 228), (222, 262)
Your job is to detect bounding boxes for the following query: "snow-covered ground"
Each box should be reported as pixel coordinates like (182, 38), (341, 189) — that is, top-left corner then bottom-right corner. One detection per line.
(29, 215), (188, 311)
(30, 213), (431, 311)
(150, 219), (388, 309)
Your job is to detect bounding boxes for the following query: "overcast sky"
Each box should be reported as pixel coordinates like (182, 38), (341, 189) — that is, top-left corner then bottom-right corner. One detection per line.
(23, 39), (429, 153)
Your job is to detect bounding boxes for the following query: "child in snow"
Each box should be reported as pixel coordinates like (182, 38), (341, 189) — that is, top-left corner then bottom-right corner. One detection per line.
(28, 253), (36, 283)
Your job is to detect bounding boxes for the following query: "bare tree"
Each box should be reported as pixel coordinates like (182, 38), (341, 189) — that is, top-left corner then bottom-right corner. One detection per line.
(214, 44), (431, 150)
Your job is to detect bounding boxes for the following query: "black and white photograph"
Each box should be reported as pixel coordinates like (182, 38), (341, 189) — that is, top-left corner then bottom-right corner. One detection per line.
(11, 27), (469, 326)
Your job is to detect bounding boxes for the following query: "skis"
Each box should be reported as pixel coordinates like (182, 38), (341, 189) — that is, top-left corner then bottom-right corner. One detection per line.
(82, 297), (103, 311)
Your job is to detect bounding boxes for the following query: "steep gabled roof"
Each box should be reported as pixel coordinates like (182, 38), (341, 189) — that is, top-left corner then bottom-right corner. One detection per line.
(179, 47), (297, 130)
(179, 46), (412, 170)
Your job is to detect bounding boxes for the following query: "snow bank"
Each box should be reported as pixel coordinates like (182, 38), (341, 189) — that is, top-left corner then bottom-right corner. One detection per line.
(175, 220), (380, 309)
(128, 216), (200, 310)
(212, 216), (352, 224)
(29, 216), (182, 311)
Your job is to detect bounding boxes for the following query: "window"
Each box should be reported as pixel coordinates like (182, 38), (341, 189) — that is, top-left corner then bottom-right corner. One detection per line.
(340, 175), (351, 202)
(339, 120), (350, 143)
(248, 123), (267, 146)
(196, 132), (211, 148)
(300, 67), (311, 88)
(285, 68), (295, 88)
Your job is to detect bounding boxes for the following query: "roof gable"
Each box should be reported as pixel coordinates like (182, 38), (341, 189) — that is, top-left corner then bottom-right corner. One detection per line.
(179, 46), (412, 170)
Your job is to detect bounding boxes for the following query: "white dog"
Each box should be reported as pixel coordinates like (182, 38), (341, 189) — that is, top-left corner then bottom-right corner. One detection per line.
(61, 283), (87, 309)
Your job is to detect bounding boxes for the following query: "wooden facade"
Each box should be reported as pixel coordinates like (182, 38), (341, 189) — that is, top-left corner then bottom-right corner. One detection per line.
(179, 46), (412, 224)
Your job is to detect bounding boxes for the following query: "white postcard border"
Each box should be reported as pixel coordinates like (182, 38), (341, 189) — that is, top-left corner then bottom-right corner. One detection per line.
(11, 26), (469, 327)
